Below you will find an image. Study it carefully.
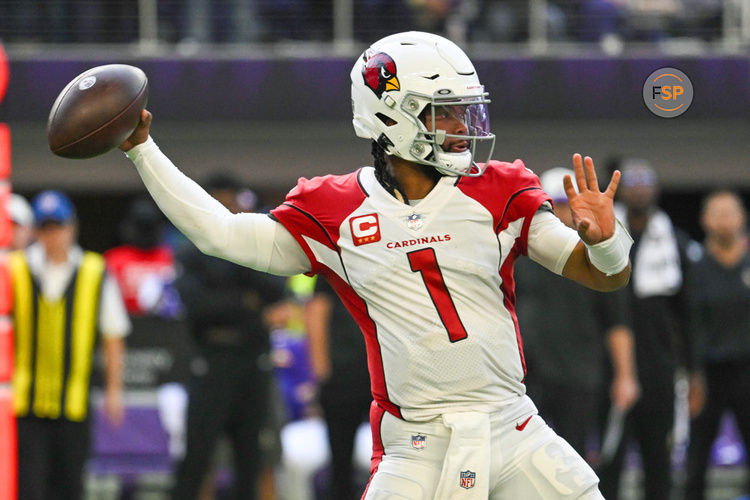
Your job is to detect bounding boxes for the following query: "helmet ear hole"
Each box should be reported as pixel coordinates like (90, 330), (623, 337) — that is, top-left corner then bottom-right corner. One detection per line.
(375, 112), (397, 126)
(376, 133), (395, 151)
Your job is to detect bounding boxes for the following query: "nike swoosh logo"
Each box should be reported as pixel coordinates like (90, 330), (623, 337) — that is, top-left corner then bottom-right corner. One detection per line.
(515, 415), (533, 431)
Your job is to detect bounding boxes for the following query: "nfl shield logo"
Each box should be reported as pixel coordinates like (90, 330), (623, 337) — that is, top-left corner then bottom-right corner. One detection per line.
(460, 470), (476, 489)
(406, 213), (423, 230)
(411, 434), (426, 450)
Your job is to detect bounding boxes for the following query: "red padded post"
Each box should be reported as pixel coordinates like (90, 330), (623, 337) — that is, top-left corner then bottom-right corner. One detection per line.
(0, 40), (17, 500)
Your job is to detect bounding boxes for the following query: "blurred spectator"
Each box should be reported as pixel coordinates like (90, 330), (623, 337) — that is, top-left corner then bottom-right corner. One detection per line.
(354, 0), (416, 42)
(578, 0), (691, 43)
(407, 0), (473, 40)
(273, 275), (322, 500)
(516, 167), (639, 463)
(10, 193), (35, 250)
(273, 275), (317, 423)
(409, 0), (456, 31)
(577, 0), (625, 42)
(305, 275), (371, 499)
(597, 159), (698, 500)
(11, 190), (130, 500)
(624, 0), (681, 39)
(676, 0), (722, 40)
(172, 173), (287, 500)
(181, 0), (265, 44)
(252, 0), (415, 42)
(74, 0), (139, 43)
(470, 0), (567, 42)
(104, 197), (181, 319)
(683, 191), (750, 500)
(274, 274), (372, 500)
(1, 0), (137, 43)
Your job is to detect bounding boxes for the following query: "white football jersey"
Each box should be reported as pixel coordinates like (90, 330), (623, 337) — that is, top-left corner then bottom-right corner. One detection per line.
(271, 161), (554, 421)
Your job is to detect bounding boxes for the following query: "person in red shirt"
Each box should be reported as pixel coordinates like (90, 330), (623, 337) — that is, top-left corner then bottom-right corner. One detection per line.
(104, 198), (181, 318)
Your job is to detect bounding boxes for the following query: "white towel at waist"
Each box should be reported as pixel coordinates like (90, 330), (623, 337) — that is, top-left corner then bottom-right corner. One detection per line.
(433, 411), (491, 499)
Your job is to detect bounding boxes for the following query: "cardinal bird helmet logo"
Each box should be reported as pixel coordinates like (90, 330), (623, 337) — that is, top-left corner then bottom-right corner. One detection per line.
(361, 50), (400, 99)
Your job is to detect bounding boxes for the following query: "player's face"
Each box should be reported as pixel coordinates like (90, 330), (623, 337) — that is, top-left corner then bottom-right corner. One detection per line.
(422, 104), (469, 153)
(702, 193), (746, 243)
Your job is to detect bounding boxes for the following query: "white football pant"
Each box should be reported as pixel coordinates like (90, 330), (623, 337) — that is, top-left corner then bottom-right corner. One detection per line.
(364, 396), (603, 500)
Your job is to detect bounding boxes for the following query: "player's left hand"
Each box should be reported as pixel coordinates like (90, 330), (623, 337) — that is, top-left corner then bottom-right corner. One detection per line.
(563, 154), (620, 245)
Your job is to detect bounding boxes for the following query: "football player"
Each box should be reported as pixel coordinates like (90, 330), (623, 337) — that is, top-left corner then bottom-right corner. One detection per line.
(120, 31), (631, 499)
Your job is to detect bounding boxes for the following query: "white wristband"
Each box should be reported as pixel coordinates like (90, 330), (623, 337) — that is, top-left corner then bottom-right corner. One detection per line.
(585, 219), (633, 276)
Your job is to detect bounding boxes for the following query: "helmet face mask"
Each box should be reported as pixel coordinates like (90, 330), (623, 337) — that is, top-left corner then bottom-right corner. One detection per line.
(409, 93), (493, 177)
(351, 32), (496, 177)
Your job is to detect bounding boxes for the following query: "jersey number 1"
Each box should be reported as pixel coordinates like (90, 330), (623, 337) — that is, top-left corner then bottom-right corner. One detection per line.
(407, 248), (468, 342)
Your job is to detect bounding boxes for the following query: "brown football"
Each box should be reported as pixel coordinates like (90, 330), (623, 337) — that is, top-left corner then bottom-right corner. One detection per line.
(47, 64), (149, 159)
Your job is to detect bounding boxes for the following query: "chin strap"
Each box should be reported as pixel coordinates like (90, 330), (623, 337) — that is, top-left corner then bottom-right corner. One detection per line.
(434, 150), (472, 177)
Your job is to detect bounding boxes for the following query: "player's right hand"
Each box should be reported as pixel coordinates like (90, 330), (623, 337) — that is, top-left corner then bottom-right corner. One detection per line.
(119, 109), (152, 152)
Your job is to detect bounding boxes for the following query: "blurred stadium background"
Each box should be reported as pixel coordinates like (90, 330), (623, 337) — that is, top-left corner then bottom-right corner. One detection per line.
(0, 0), (749, 499)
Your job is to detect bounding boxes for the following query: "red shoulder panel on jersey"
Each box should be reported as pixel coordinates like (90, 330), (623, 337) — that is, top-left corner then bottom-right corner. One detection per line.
(457, 159), (551, 254)
(270, 171), (368, 274)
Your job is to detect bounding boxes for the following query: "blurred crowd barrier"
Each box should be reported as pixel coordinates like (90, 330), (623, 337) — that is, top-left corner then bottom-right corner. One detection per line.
(1, 0), (750, 54)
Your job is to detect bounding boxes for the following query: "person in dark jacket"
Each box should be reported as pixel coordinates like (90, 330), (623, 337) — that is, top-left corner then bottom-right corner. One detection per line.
(172, 173), (287, 500)
(597, 159), (699, 500)
(683, 190), (750, 500)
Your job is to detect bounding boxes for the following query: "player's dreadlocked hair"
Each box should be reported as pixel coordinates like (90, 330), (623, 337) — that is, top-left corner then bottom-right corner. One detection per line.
(372, 140), (408, 204)
(371, 139), (442, 204)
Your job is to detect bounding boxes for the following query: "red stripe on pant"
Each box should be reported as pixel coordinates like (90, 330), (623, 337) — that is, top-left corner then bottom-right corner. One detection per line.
(361, 401), (387, 499)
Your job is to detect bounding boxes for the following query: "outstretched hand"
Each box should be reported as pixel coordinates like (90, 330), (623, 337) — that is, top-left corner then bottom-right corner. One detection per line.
(119, 109), (152, 152)
(563, 154), (620, 245)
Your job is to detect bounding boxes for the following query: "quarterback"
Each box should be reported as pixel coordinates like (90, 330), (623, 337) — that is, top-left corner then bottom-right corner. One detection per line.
(120, 32), (631, 499)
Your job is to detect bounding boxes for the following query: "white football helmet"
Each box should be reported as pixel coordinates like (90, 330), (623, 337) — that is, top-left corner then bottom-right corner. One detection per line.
(351, 31), (495, 177)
